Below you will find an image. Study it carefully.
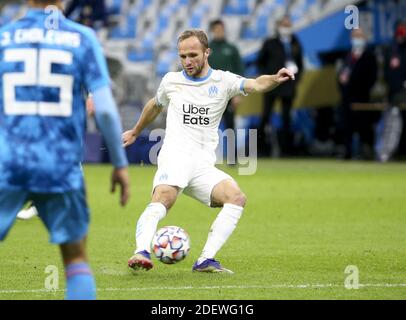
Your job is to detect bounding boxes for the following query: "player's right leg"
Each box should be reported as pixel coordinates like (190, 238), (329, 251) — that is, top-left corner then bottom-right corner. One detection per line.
(128, 184), (180, 271)
(60, 238), (96, 300)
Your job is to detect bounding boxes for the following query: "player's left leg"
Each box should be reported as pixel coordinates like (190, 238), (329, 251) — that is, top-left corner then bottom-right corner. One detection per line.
(194, 179), (245, 273)
(185, 171), (246, 274)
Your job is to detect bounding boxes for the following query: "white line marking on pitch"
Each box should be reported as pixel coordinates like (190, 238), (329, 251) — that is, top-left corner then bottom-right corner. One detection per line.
(0, 283), (406, 294)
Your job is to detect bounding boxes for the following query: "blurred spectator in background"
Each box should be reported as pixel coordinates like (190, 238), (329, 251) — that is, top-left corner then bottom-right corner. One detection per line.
(209, 19), (245, 163)
(209, 19), (244, 129)
(384, 21), (406, 156)
(65, 0), (108, 29)
(336, 28), (378, 159)
(385, 22), (406, 105)
(257, 15), (303, 157)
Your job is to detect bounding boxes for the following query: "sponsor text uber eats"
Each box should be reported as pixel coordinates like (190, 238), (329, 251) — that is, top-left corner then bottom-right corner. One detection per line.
(183, 104), (210, 125)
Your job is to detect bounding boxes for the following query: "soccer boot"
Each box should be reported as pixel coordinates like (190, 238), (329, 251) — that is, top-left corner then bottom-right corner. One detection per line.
(192, 258), (234, 274)
(17, 206), (38, 220)
(128, 250), (153, 271)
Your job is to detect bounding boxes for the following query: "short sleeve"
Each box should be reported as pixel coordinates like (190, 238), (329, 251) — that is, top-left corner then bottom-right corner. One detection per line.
(82, 29), (111, 93)
(155, 74), (170, 109)
(223, 71), (248, 100)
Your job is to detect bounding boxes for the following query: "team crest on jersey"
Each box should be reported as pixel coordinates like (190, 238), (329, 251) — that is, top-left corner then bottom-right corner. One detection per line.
(208, 85), (219, 98)
(159, 173), (168, 182)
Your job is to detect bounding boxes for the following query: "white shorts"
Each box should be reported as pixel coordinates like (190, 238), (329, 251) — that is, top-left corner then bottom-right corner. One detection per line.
(152, 148), (232, 207)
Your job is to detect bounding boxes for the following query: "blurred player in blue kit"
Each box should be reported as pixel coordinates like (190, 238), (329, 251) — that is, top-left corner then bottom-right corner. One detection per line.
(0, 0), (130, 299)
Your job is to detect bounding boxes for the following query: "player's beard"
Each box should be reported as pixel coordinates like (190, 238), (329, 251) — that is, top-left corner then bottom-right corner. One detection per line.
(186, 60), (205, 77)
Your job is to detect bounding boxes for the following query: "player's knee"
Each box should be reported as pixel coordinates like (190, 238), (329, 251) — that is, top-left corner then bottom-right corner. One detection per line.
(152, 189), (177, 210)
(228, 191), (247, 208)
(154, 197), (175, 210)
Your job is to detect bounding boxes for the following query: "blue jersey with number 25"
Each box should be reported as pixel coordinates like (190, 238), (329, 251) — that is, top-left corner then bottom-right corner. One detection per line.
(0, 9), (110, 192)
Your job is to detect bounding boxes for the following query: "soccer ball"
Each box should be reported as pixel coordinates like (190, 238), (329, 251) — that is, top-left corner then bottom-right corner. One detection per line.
(152, 226), (191, 264)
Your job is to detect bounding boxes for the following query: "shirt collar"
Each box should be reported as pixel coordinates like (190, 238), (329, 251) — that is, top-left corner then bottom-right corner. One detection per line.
(182, 68), (213, 82)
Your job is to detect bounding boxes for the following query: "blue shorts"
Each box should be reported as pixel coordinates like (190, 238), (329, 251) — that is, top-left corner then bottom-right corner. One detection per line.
(0, 189), (89, 244)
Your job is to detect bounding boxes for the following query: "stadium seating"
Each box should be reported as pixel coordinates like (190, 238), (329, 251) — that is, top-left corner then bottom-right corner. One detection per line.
(106, 0), (124, 15)
(109, 13), (137, 39)
(223, 0), (254, 16)
(0, 0), (362, 87)
(1, 0), (342, 80)
(0, 0), (362, 72)
(1, 0), (361, 146)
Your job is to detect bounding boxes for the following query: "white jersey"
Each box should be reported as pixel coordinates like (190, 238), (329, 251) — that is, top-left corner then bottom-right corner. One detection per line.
(156, 68), (247, 157)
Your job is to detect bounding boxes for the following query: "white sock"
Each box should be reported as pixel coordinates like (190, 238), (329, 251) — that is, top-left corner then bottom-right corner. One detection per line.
(135, 202), (166, 254)
(200, 203), (244, 260)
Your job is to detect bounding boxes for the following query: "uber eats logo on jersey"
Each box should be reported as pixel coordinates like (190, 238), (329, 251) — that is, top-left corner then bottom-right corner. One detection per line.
(183, 104), (210, 125)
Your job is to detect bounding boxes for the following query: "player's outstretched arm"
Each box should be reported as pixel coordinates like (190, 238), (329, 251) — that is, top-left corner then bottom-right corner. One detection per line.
(243, 68), (295, 94)
(122, 98), (162, 147)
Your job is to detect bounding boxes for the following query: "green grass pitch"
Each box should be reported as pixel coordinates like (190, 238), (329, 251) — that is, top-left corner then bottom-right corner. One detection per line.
(1, 159), (405, 300)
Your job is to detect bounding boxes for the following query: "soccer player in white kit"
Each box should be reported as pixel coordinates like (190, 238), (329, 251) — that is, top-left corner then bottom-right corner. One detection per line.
(123, 30), (294, 273)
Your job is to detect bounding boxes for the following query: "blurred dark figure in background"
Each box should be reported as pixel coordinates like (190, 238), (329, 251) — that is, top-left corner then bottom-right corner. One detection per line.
(209, 19), (245, 132)
(209, 19), (245, 163)
(336, 28), (378, 159)
(384, 22), (406, 155)
(257, 15), (303, 157)
(65, 0), (108, 29)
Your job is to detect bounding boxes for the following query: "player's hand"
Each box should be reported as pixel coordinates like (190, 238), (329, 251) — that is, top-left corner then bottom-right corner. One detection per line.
(276, 68), (295, 84)
(122, 130), (137, 147)
(111, 167), (130, 206)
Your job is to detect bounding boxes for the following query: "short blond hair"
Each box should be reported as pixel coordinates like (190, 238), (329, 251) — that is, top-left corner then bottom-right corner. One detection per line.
(177, 29), (209, 50)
